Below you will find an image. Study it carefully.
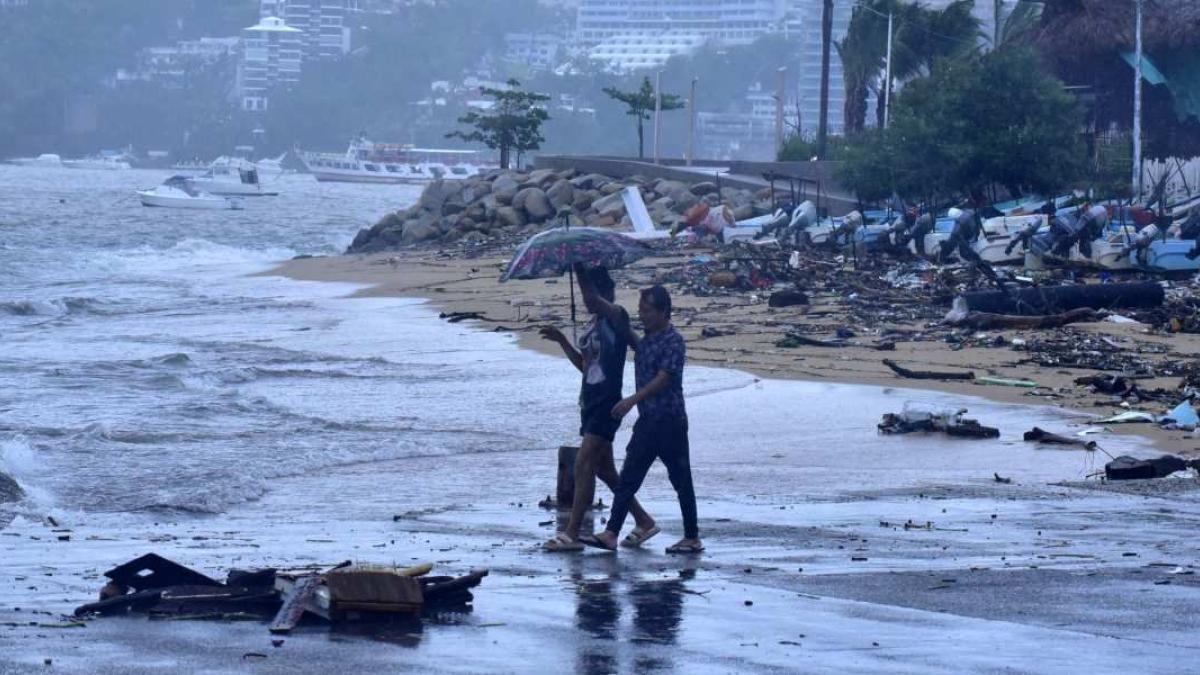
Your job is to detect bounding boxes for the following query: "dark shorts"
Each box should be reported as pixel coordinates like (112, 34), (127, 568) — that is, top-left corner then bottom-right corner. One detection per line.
(580, 398), (621, 442)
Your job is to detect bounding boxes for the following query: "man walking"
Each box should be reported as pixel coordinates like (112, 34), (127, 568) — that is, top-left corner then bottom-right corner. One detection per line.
(584, 285), (702, 554)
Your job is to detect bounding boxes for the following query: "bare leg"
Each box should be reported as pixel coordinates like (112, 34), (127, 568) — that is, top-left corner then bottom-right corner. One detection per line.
(594, 440), (655, 531)
(563, 434), (605, 539)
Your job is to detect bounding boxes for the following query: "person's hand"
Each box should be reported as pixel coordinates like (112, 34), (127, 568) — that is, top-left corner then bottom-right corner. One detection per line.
(539, 326), (567, 345)
(611, 397), (636, 420)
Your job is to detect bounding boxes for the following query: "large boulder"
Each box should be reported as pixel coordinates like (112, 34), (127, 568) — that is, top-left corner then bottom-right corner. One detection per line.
(592, 191), (626, 218)
(599, 182), (624, 195)
(573, 190), (598, 211)
(673, 191), (700, 213)
(690, 181), (719, 196)
(492, 174), (520, 205)
(571, 173), (610, 190)
(527, 168), (558, 187)
(546, 179), (575, 210)
(418, 180), (461, 213)
(732, 204), (755, 221)
(496, 206), (526, 229)
(520, 187), (554, 221)
(657, 180), (691, 200)
(401, 219), (439, 244)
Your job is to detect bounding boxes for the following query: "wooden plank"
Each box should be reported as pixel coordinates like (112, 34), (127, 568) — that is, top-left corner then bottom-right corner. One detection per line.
(105, 554), (221, 591)
(269, 575), (321, 634)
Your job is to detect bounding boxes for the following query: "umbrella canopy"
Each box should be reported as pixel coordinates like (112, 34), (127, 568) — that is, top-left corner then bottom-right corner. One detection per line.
(499, 227), (653, 282)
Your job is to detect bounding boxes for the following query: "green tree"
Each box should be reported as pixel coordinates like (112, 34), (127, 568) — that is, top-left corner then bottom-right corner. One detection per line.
(836, 0), (980, 134)
(445, 79), (549, 169)
(836, 47), (1085, 203)
(602, 76), (685, 159)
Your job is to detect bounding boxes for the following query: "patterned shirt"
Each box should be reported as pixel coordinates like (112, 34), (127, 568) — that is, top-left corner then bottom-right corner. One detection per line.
(634, 325), (686, 422)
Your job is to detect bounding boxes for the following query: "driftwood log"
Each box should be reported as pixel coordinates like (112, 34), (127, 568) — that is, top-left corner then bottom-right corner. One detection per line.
(957, 281), (1163, 316)
(1023, 426), (1098, 450)
(948, 307), (1100, 330)
(882, 359), (975, 381)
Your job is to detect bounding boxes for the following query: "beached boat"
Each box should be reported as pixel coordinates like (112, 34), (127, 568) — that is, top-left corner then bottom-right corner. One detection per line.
(1130, 239), (1200, 272)
(137, 176), (242, 210)
(186, 158), (278, 197)
(299, 136), (491, 184)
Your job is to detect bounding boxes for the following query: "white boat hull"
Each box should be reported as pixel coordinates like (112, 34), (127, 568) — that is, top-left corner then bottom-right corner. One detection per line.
(137, 190), (240, 210)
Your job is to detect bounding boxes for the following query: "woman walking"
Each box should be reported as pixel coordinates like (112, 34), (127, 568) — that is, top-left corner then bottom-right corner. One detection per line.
(541, 265), (658, 552)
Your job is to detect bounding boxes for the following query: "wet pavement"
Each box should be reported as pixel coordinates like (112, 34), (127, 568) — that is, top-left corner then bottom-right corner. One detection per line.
(4, 377), (1200, 673)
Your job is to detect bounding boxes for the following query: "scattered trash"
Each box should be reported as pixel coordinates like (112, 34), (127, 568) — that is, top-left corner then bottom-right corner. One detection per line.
(1164, 400), (1199, 427)
(878, 404), (999, 439)
(976, 376), (1039, 388)
(993, 473), (1013, 484)
(768, 288), (809, 308)
(1099, 411), (1158, 424)
(955, 281), (1164, 316)
(1105, 455), (1200, 481)
(1023, 427), (1098, 450)
(74, 554), (488, 636)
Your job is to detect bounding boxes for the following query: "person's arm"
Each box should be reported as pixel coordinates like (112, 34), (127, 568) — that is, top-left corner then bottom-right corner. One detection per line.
(573, 263), (626, 326)
(611, 370), (671, 419)
(538, 326), (583, 373)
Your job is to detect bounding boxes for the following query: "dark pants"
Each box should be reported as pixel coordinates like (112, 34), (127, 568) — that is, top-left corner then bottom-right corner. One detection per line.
(607, 417), (698, 539)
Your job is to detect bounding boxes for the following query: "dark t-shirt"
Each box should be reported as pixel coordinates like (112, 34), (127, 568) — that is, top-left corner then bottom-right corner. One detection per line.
(578, 309), (631, 409)
(634, 325), (686, 422)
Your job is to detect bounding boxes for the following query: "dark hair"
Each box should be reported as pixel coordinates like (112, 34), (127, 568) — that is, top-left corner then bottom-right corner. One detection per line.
(586, 266), (615, 302)
(640, 285), (672, 317)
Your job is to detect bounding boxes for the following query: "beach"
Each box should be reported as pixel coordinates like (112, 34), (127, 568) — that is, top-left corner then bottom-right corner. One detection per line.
(275, 246), (1200, 457)
(3, 167), (1200, 673)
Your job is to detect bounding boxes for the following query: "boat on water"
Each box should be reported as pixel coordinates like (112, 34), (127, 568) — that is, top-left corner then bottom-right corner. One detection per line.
(62, 155), (131, 170)
(137, 176), (243, 210)
(7, 153), (63, 167)
(185, 158), (278, 196)
(299, 136), (492, 184)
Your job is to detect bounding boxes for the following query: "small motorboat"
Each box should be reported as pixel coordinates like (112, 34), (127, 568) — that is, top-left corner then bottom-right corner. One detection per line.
(137, 176), (243, 210)
(186, 158), (278, 196)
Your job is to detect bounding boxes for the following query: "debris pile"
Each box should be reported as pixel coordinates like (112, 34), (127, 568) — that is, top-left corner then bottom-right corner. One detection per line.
(877, 405), (1000, 439)
(74, 553), (487, 633)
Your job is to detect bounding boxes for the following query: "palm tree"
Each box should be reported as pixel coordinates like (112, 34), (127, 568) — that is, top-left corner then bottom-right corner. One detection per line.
(838, 0), (981, 134)
(990, 0), (1043, 49)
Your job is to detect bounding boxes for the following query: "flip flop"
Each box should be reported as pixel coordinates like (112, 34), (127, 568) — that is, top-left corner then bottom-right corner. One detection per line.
(665, 541), (705, 555)
(578, 533), (617, 552)
(620, 525), (661, 548)
(543, 533), (583, 552)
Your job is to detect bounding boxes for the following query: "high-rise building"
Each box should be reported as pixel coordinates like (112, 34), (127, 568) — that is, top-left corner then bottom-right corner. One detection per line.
(238, 16), (304, 111)
(576, 0), (789, 48)
(788, 0), (851, 136)
(260, 0), (357, 60)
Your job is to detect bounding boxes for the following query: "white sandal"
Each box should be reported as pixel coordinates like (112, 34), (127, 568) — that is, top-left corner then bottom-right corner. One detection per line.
(620, 525), (661, 548)
(543, 532), (584, 552)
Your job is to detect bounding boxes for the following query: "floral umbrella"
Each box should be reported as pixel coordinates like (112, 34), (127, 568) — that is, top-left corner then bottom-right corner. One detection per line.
(499, 226), (653, 282)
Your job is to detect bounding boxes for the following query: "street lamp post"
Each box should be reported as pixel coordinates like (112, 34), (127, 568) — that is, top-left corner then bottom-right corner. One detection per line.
(1132, 0), (1144, 201)
(653, 70), (663, 165)
(775, 67), (787, 156)
(687, 77), (698, 166)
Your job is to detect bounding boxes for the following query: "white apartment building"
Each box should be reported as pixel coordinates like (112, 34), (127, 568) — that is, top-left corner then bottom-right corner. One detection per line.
(504, 32), (566, 72)
(239, 16), (304, 111)
(577, 0), (789, 47)
(260, 0), (357, 60)
(788, 0), (850, 136)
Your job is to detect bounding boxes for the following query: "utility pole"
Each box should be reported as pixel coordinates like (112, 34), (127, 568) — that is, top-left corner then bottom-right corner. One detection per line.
(774, 67), (786, 156)
(653, 70), (662, 165)
(994, 0), (1003, 47)
(883, 9), (893, 129)
(816, 0), (832, 158)
(1132, 0), (1144, 200)
(687, 77), (698, 166)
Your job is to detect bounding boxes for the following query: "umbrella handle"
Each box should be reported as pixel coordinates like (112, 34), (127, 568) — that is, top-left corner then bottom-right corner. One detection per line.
(569, 264), (577, 340)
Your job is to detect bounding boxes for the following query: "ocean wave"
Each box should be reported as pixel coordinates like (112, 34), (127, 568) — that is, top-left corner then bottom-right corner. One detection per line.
(0, 296), (116, 317)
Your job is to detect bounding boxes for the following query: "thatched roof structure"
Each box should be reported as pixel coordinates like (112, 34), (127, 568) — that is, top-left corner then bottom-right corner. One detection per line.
(1037, 0), (1200, 67)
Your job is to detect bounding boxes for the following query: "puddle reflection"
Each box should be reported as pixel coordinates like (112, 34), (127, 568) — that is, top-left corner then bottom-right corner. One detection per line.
(571, 558), (696, 674)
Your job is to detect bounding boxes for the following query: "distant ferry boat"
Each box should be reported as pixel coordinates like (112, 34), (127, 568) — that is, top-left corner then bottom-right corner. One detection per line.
(299, 137), (492, 184)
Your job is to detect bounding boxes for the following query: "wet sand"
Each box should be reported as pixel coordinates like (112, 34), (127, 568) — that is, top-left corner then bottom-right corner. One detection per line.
(4, 299), (1200, 672)
(273, 248), (1200, 457)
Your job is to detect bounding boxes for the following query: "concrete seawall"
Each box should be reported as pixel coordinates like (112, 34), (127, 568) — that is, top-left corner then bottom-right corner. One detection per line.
(532, 154), (860, 215)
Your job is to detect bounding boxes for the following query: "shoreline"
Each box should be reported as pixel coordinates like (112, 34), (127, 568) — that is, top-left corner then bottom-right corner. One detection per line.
(268, 247), (1200, 457)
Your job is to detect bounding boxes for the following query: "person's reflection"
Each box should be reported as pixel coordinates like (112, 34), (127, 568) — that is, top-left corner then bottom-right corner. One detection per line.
(571, 556), (621, 675)
(630, 575), (686, 673)
(567, 555), (693, 675)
